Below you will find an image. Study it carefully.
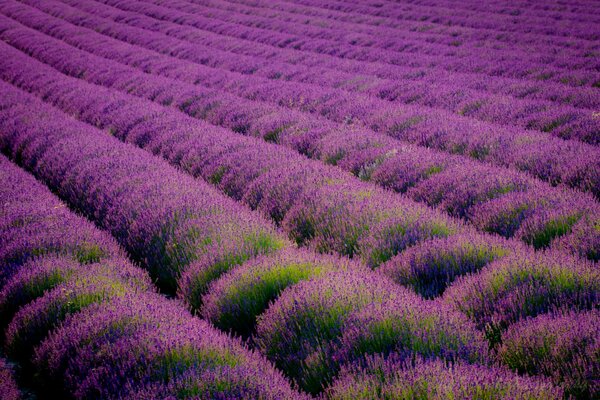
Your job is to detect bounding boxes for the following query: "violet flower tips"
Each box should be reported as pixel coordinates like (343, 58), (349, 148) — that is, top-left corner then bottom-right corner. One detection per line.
(201, 248), (356, 336)
(497, 309), (600, 399)
(335, 296), (489, 371)
(0, 357), (21, 400)
(443, 251), (599, 345)
(253, 269), (400, 394)
(378, 232), (518, 298)
(325, 354), (563, 400)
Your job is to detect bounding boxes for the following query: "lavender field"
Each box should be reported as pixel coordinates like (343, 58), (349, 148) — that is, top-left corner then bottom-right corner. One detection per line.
(0, 0), (598, 398)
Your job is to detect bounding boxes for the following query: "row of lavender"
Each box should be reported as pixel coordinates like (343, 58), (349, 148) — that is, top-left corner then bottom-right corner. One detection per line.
(1, 8), (597, 262)
(54, 0), (600, 145)
(0, 154), (305, 399)
(12, 0), (600, 193)
(1, 80), (596, 399)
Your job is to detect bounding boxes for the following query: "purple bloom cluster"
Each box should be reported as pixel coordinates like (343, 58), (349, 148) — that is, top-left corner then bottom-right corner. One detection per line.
(201, 248), (357, 336)
(379, 232), (522, 298)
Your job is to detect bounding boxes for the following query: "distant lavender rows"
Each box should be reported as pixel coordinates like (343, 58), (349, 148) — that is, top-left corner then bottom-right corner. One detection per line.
(1, 91), (595, 397)
(11, 0), (600, 186)
(25, 0), (600, 145)
(0, 155), (303, 399)
(291, 0), (600, 40)
(95, 0), (600, 88)
(223, 0), (600, 53)
(133, 0), (600, 74)
(0, 12), (598, 261)
(55, 0), (600, 112)
(57, 0), (600, 144)
(190, 0), (600, 56)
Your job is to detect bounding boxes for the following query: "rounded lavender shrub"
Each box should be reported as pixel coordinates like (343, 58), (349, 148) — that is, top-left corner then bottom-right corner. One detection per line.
(378, 233), (518, 298)
(515, 203), (588, 250)
(64, 311), (282, 399)
(4, 262), (149, 360)
(0, 255), (150, 329)
(243, 162), (338, 224)
(408, 166), (531, 218)
(336, 297), (488, 370)
(283, 180), (457, 266)
(177, 224), (288, 311)
(129, 362), (308, 400)
(33, 292), (191, 392)
(468, 188), (551, 238)
(201, 248), (355, 336)
(370, 149), (450, 193)
(325, 354), (563, 400)
(551, 214), (600, 262)
(498, 310), (599, 399)
(0, 357), (20, 400)
(443, 251), (599, 345)
(0, 256), (79, 329)
(254, 269), (399, 394)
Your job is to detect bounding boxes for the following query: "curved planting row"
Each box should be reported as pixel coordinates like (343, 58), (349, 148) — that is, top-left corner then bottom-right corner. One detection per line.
(0, 13), (597, 262)
(0, 155), (302, 399)
(53, 0), (600, 145)
(0, 67), (596, 399)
